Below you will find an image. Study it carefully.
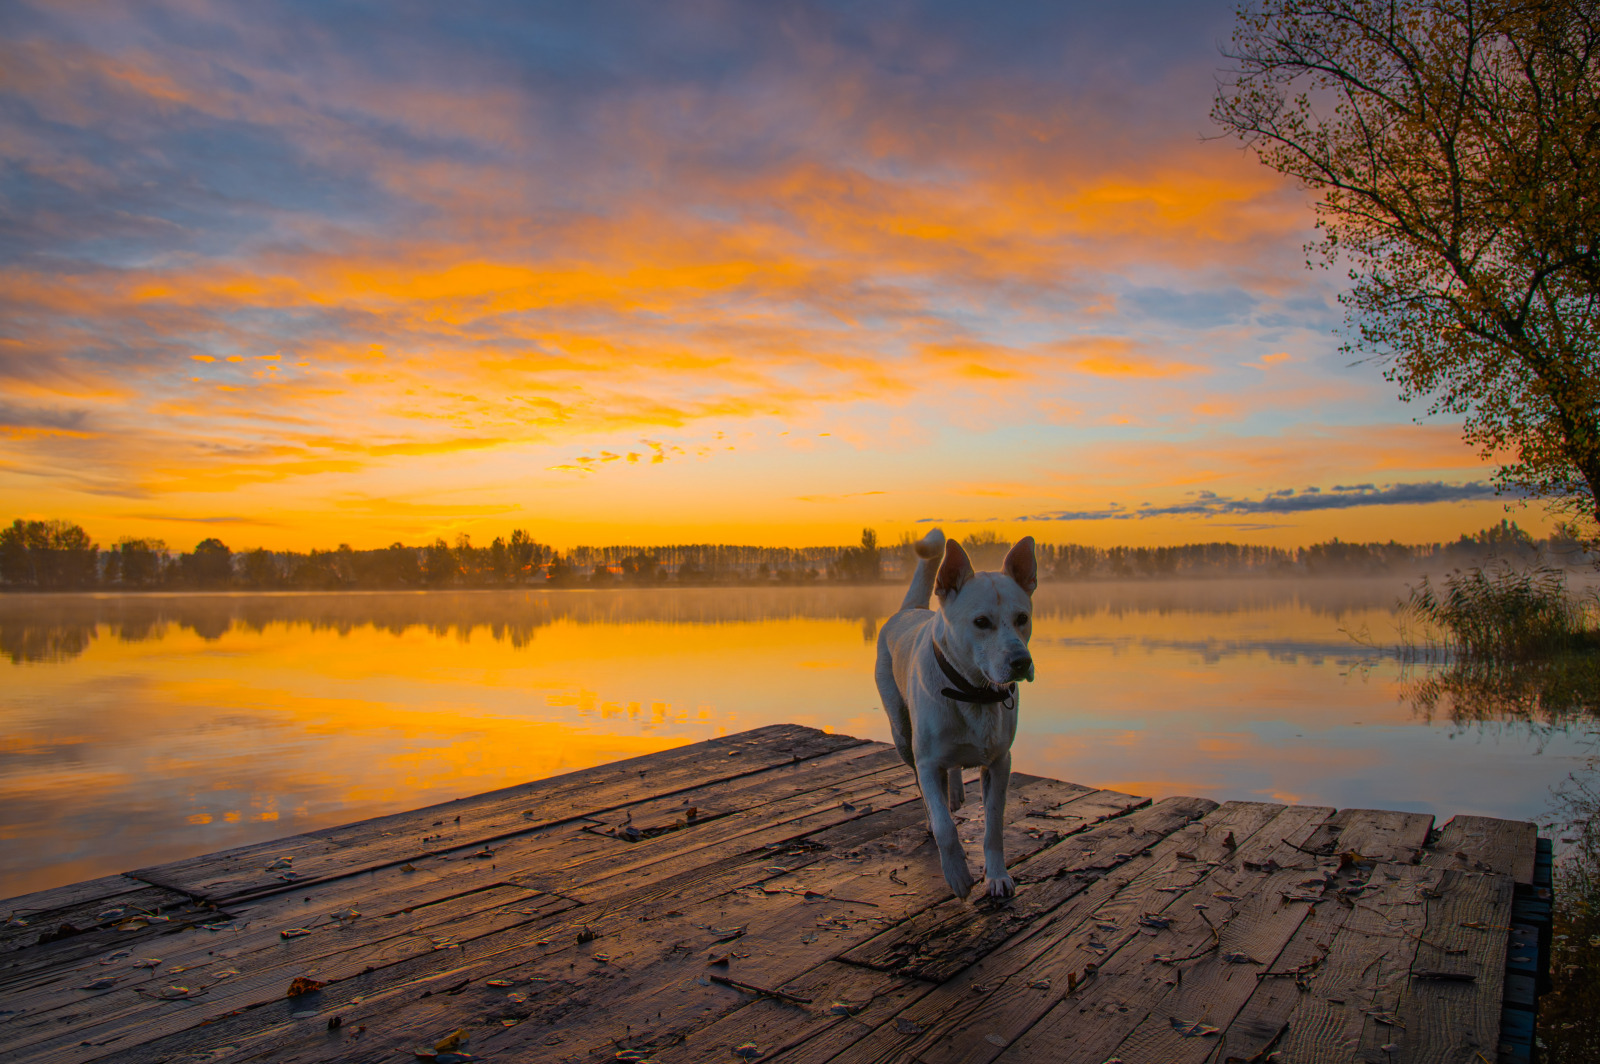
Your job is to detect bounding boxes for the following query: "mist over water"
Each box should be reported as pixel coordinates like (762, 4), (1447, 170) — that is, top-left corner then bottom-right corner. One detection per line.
(2, 580), (1593, 899)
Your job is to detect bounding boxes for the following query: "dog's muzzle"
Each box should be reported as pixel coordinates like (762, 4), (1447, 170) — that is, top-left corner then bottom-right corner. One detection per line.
(1008, 654), (1034, 683)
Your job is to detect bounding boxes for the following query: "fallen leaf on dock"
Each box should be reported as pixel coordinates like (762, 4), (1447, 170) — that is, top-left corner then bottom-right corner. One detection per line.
(486, 978), (515, 987)
(328, 908), (361, 922)
(146, 985), (203, 1000)
(213, 969), (240, 979)
(1169, 1018), (1221, 1037)
(435, 1028), (469, 1052)
(709, 925), (747, 942)
(132, 957), (163, 968)
(1222, 952), (1263, 965)
(827, 1000), (867, 1015)
(77, 976), (119, 990)
(1137, 914), (1172, 929)
(401, 863), (417, 872)
(100, 949), (132, 964)
(280, 928), (313, 938)
(266, 858), (293, 870)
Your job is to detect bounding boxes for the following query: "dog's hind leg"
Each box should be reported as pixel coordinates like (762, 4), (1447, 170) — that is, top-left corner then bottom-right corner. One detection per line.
(945, 766), (964, 811)
(874, 644), (915, 771)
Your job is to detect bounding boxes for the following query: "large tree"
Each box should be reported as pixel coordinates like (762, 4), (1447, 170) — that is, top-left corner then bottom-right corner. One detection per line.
(1214, 0), (1600, 531)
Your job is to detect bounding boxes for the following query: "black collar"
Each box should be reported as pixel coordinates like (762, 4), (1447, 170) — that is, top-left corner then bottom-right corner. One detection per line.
(932, 641), (1016, 707)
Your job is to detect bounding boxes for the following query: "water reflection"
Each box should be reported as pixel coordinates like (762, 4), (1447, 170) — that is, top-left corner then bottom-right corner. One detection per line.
(0, 581), (1592, 901)
(1, 580), (1415, 665)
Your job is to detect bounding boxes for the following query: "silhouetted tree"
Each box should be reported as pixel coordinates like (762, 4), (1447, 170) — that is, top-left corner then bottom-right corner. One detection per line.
(488, 536), (510, 583)
(116, 538), (166, 587)
(1216, 0), (1600, 534)
(423, 538), (459, 586)
(0, 520), (28, 586)
(184, 538), (233, 588)
(240, 548), (280, 588)
(0, 519), (99, 588)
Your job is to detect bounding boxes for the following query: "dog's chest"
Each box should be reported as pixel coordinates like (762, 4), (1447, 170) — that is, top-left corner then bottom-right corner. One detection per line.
(943, 704), (1017, 765)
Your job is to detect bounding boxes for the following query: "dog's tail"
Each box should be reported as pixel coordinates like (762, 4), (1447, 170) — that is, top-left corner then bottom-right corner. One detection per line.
(900, 528), (946, 612)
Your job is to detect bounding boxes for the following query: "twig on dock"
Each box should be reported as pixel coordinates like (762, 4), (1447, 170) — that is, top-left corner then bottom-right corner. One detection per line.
(708, 974), (813, 1005)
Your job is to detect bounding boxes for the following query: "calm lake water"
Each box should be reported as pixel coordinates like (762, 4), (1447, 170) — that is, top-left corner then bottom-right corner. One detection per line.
(2, 581), (1593, 900)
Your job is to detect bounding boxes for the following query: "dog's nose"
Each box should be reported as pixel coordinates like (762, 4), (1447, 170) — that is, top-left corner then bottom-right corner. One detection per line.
(1009, 654), (1034, 680)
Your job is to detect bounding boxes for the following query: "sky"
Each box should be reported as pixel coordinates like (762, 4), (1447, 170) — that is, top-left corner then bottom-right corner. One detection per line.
(0, 0), (1543, 552)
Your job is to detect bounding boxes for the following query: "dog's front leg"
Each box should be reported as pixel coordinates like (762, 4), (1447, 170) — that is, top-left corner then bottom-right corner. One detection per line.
(916, 761), (974, 899)
(980, 753), (1015, 897)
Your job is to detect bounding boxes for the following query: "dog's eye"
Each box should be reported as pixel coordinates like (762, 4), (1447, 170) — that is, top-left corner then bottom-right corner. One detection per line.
(973, 616), (994, 630)
(1016, 613), (1030, 626)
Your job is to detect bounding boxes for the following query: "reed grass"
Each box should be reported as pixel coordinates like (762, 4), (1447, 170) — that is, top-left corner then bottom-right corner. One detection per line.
(1398, 563), (1599, 663)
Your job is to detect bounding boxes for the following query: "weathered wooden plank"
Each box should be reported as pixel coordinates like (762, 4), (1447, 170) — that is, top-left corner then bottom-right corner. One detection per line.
(0, 888), (217, 991)
(1270, 864), (1442, 1063)
(650, 961), (935, 1064)
(828, 801), (1321, 1064)
(838, 795), (1205, 978)
(1087, 866), (1330, 1064)
(1396, 868), (1513, 1064)
(57, 787), (932, 1063)
(690, 797), (1210, 1064)
(1421, 815), (1538, 886)
(985, 804), (1332, 1064)
(0, 875), (159, 928)
(1300, 806), (1435, 861)
(2, 850), (573, 1010)
(133, 725), (864, 901)
(8, 886), (577, 1064)
(0, 881), (196, 956)
(1203, 874), (1362, 1062)
(87, 774), (1064, 1064)
(579, 742), (900, 836)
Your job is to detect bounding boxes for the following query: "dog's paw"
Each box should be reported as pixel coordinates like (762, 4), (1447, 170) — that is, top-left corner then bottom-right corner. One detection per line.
(983, 872), (1016, 898)
(941, 858), (975, 900)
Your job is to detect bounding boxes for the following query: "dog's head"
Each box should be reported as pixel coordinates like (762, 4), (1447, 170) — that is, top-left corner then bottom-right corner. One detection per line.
(934, 536), (1037, 688)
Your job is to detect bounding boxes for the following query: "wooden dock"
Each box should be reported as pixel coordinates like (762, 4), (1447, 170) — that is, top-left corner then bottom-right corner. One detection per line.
(1, 724), (1550, 1064)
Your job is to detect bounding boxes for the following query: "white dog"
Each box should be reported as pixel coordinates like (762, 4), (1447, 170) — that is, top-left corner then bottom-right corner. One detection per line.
(875, 528), (1036, 899)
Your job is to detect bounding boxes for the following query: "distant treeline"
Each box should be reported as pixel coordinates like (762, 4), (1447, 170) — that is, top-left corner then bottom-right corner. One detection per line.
(0, 518), (1587, 592)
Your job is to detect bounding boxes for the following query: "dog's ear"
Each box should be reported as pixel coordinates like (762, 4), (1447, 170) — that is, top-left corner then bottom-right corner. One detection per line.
(1003, 536), (1037, 595)
(936, 539), (975, 598)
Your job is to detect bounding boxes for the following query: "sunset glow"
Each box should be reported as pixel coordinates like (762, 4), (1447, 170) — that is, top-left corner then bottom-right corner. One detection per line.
(0, 1), (1541, 550)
